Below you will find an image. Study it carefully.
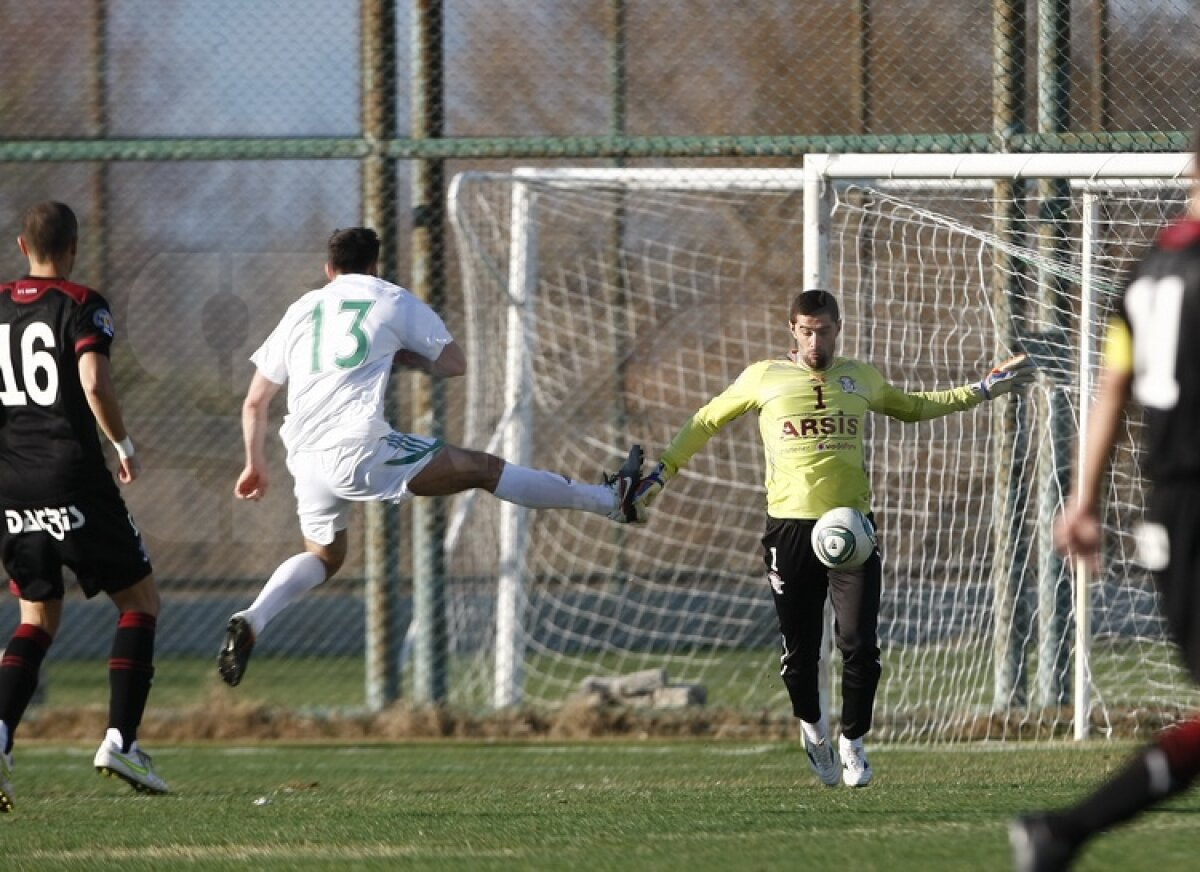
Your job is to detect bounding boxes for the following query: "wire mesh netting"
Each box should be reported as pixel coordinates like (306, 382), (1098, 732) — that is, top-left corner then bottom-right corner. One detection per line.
(1, 1), (1198, 730)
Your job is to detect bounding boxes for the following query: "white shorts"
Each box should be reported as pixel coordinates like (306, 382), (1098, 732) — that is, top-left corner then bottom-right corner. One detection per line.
(288, 432), (443, 545)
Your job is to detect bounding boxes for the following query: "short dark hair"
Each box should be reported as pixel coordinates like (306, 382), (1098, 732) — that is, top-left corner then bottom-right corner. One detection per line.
(327, 227), (381, 274)
(21, 201), (78, 261)
(790, 289), (840, 324)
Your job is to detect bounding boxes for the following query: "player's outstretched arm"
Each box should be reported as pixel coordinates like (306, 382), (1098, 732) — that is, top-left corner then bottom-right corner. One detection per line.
(974, 352), (1036, 400)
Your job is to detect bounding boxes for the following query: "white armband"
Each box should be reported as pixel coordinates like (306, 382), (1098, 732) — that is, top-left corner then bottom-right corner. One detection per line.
(113, 437), (135, 460)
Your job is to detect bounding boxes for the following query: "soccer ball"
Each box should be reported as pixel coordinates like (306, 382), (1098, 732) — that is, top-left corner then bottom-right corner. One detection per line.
(811, 507), (877, 569)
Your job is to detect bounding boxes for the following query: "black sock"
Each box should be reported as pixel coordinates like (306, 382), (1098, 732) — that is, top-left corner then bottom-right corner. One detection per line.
(0, 624), (53, 752)
(108, 612), (156, 751)
(1053, 720), (1200, 845)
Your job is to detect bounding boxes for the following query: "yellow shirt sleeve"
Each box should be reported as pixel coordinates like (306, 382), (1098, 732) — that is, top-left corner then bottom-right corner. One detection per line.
(869, 382), (983, 421)
(659, 361), (768, 474)
(1103, 316), (1133, 374)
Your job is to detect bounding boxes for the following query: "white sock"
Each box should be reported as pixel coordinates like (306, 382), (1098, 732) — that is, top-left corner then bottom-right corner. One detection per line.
(240, 552), (328, 637)
(104, 727), (127, 751)
(493, 464), (613, 515)
(801, 716), (829, 745)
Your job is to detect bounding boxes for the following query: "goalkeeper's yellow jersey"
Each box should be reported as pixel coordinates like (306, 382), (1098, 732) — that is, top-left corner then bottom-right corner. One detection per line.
(659, 356), (983, 520)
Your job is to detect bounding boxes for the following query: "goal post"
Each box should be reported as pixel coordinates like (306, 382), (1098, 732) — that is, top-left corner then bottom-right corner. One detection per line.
(445, 153), (1197, 741)
(803, 151), (1192, 740)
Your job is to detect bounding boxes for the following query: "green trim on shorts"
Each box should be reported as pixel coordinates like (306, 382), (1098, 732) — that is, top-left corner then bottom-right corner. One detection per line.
(382, 435), (443, 466)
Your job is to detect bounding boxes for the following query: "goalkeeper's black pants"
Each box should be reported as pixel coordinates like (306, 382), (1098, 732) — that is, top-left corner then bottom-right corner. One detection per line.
(762, 515), (882, 741)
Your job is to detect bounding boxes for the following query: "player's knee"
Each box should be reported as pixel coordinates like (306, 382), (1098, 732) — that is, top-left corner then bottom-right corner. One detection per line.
(110, 574), (160, 617)
(446, 445), (502, 490)
(837, 633), (880, 669)
(307, 531), (347, 577)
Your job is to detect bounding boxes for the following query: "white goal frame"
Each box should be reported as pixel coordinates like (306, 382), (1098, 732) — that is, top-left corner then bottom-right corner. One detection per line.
(807, 152), (1191, 739)
(447, 153), (1193, 735)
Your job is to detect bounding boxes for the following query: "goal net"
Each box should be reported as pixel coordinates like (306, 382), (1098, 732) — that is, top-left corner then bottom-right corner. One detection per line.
(444, 154), (1197, 742)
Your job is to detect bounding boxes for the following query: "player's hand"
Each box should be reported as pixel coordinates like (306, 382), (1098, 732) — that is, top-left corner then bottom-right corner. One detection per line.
(976, 353), (1035, 399)
(1054, 502), (1102, 570)
(116, 455), (141, 485)
(633, 460), (675, 511)
(235, 465), (269, 501)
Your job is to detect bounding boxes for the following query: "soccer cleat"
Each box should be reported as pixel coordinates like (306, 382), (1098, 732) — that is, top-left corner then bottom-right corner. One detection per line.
(0, 746), (14, 813)
(604, 444), (646, 524)
(839, 734), (873, 787)
(802, 734), (841, 786)
(218, 614), (256, 686)
(94, 729), (169, 795)
(1009, 814), (1078, 872)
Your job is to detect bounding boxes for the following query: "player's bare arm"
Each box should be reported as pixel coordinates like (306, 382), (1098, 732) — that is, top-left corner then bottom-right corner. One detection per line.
(236, 370), (283, 501)
(1054, 364), (1133, 568)
(77, 350), (139, 484)
(393, 340), (467, 378)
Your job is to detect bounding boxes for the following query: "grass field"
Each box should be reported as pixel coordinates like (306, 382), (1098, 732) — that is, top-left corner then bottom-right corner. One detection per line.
(3, 739), (1197, 870)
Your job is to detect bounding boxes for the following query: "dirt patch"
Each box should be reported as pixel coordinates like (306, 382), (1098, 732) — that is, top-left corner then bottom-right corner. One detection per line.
(19, 692), (797, 743)
(20, 692), (1172, 743)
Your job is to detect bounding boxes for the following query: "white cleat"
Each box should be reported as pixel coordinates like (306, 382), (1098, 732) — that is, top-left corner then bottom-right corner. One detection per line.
(94, 728), (169, 795)
(839, 734), (873, 787)
(803, 734), (841, 786)
(604, 444), (646, 524)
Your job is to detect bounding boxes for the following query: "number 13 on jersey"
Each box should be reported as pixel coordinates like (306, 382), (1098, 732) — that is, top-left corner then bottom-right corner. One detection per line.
(309, 299), (375, 372)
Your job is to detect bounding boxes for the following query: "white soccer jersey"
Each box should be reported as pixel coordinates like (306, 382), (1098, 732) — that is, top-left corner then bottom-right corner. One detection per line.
(250, 273), (453, 453)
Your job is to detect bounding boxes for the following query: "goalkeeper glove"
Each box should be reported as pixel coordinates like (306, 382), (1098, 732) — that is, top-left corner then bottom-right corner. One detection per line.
(975, 353), (1035, 399)
(633, 460), (676, 511)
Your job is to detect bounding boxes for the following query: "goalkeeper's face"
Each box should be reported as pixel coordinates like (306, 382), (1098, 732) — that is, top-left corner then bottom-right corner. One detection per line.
(789, 313), (840, 371)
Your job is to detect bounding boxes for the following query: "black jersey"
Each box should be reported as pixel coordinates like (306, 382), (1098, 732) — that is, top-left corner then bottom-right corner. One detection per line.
(0, 276), (117, 504)
(1119, 218), (1200, 484)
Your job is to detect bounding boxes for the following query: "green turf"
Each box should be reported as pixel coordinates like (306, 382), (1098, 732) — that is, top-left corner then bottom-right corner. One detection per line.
(2, 740), (1197, 870)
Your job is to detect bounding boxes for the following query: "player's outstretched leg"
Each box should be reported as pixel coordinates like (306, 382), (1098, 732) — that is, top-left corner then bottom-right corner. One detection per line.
(604, 444), (645, 523)
(93, 728), (169, 794)
(217, 614), (256, 687)
(1009, 813), (1078, 872)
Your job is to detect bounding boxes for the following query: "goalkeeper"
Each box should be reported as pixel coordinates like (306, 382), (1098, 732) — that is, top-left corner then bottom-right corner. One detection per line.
(633, 289), (1034, 787)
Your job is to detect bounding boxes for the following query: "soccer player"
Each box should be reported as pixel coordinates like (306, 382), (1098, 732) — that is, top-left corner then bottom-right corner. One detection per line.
(632, 289), (1034, 787)
(0, 202), (167, 813)
(217, 226), (644, 686)
(1010, 139), (1200, 871)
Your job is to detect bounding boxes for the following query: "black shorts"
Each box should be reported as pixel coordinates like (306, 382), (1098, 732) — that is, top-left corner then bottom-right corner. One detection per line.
(1145, 482), (1200, 685)
(1, 485), (153, 602)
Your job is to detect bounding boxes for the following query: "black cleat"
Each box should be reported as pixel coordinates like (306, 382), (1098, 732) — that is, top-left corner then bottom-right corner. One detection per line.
(218, 615), (256, 687)
(1010, 814), (1079, 872)
(604, 444), (645, 524)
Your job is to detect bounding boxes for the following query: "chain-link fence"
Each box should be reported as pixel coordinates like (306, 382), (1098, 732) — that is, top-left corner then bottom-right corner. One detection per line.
(2, 1), (1198, 731)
